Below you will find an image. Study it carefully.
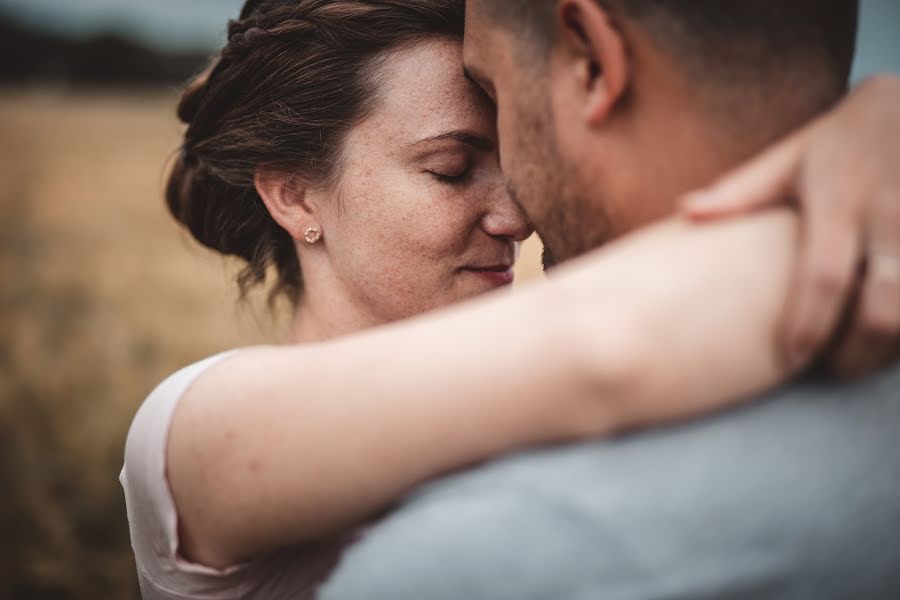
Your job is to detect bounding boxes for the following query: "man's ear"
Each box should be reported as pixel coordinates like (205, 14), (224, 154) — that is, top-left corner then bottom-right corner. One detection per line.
(554, 0), (628, 125)
(254, 168), (318, 242)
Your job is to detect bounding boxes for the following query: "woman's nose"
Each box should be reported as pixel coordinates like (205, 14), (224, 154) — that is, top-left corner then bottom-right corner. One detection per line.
(481, 185), (535, 242)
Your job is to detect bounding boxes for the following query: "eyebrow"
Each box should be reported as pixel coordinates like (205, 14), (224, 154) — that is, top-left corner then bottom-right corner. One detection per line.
(413, 130), (495, 152)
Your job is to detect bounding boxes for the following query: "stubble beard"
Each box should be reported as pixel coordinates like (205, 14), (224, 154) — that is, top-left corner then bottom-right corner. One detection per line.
(510, 80), (612, 270)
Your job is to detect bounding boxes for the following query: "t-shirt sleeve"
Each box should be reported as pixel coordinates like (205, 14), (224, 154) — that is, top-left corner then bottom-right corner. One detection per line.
(120, 351), (253, 598)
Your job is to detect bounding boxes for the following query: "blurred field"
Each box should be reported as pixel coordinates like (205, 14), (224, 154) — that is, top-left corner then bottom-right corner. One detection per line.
(0, 88), (542, 599)
(0, 88), (272, 600)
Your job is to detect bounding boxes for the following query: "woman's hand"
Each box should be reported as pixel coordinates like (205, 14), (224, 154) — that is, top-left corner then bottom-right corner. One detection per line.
(683, 75), (900, 377)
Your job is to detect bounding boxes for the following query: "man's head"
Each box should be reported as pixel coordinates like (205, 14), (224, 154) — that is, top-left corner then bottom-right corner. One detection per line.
(464, 0), (858, 266)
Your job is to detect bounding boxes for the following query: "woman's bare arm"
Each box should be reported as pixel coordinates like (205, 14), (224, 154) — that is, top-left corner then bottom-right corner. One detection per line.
(168, 209), (798, 569)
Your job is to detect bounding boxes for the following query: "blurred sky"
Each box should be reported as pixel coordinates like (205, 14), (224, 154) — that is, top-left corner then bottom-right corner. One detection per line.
(0, 0), (896, 76)
(853, 0), (900, 80)
(0, 0), (245, 53)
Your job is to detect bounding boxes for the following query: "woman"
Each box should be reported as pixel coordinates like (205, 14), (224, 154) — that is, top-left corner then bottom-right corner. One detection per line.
(122, 0), (801, 598)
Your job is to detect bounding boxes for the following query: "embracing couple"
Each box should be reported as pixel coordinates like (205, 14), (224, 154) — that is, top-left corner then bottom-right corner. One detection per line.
(122, 1), (900, 598)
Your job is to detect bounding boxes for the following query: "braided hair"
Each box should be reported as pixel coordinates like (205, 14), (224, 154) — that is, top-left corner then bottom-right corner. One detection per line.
(167, 0), (465, 304)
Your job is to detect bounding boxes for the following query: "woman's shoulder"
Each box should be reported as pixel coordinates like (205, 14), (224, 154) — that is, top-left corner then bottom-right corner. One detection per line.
(119, 349), (331, 599)
(124, 351), (239, 468)
(119, 350), (247, 593)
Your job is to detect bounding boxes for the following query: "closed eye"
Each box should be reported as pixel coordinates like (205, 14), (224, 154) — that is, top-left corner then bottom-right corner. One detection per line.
(428, 169), (472, 185)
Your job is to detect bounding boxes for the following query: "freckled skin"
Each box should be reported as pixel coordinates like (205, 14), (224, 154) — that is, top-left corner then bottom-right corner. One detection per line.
(293, 38), (533, 339)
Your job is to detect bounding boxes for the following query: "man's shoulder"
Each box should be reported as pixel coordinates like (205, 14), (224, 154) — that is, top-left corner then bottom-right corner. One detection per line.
(414, 363), (900, 528)
(320, 366), (900, 600)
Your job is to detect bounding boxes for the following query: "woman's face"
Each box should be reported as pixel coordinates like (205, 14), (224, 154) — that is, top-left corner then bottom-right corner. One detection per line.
(311, 37), (533, 323)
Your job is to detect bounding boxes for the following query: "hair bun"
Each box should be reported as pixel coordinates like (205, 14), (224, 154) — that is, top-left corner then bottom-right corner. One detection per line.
(177, 67), (214, 125)
(165, 150), (226, 255)
(165, 150), (203, 238)
(166, 148), (276, 265)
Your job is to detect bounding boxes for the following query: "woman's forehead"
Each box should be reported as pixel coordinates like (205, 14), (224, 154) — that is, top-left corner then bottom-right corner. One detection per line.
(366, 38), (495, 143)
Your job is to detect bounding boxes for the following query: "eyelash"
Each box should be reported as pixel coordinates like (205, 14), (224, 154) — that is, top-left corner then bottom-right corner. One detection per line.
(429, 169), (472, 185)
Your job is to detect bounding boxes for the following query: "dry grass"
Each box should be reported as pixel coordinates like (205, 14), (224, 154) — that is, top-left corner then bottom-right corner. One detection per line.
(0, 88), (542, 599)
(1, 87), (279, 600)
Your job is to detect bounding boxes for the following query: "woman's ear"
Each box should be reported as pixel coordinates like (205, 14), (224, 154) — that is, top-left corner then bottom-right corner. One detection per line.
(554, 0), (629, 126)
(254, 168), (319, 242)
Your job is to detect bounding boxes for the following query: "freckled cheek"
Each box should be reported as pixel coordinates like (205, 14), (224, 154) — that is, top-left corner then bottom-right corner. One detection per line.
(381, 186), (477, 251)
(356, 230), (466, 315)
(416, 203), (482, 269)
(338, 208), (456, 295)
(377, 215), (473, 285)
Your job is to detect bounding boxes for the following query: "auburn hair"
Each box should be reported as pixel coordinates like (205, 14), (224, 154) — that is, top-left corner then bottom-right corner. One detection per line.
(166, 0), (465, 303)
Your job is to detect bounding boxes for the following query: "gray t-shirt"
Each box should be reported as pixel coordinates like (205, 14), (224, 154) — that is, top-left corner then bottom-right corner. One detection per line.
(318, 365), (900, 600)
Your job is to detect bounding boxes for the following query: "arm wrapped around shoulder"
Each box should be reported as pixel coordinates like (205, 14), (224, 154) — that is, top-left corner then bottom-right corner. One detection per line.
(547, 208), (799, 436)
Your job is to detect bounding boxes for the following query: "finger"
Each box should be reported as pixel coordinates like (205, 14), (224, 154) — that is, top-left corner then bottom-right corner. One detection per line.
(831, 196), (900, 376)
(682, 131), (803, 220)
(829, 253), (900, 377)
(780, 196), (863, 372)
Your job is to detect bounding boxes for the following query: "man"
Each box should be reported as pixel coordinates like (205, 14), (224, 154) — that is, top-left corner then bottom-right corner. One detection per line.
(318, 1), (900, 598)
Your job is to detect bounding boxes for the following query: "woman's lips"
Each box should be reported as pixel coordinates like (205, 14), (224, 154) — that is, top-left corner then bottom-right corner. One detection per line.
(461, 265), (515, 285)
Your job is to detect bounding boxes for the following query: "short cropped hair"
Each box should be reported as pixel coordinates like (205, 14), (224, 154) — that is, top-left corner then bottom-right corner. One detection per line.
(481, 0), (858, 104)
